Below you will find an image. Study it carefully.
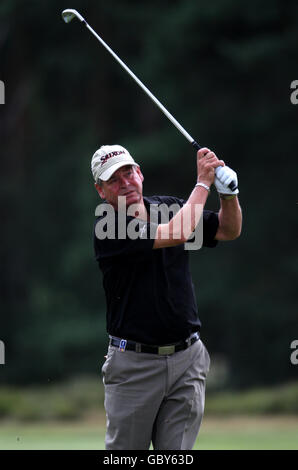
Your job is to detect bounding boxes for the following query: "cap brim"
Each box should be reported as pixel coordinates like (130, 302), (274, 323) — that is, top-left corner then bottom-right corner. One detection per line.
(99, 161), (139, 181)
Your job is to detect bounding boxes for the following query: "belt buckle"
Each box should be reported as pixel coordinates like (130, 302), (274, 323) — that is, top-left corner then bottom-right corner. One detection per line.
(158, 345), (175, 355)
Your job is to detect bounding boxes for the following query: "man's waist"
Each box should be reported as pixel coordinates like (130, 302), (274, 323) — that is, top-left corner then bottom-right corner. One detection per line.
(109, 332), (200, 355)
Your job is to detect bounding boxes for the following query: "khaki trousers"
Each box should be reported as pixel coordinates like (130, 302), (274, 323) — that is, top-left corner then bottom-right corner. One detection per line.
(101, 339), (210, 450)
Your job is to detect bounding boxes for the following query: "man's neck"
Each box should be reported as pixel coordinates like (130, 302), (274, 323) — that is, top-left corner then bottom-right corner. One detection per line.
(113, 197), (149, 221)
(129, 199), (148, 221)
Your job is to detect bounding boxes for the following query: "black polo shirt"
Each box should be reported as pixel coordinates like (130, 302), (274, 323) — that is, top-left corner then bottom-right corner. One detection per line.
(93, 195), (219, 345)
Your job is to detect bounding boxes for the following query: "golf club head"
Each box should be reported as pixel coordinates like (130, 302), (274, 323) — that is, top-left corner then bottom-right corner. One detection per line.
(62, 9), (85, 24)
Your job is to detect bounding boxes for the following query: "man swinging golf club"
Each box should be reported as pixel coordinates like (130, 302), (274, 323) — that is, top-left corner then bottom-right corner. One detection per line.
(92, 144), (242, 450)
(62, 9), (242, 449)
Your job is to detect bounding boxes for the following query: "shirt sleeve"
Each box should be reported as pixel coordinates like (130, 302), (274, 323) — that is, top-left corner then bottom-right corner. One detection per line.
(202, 210), (219, 247)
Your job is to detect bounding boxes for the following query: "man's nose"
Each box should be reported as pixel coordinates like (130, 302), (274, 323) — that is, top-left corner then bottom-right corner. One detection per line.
(119, 175), (130, 187)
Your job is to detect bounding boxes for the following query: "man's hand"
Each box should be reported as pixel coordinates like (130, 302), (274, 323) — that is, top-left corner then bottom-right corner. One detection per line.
(214, 166), (239, 196)
(196, 147), (224, 186)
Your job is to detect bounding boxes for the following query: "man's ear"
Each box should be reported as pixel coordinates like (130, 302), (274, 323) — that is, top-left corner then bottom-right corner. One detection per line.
(136, 166), (144, 182)
(94, 182), (105, 199)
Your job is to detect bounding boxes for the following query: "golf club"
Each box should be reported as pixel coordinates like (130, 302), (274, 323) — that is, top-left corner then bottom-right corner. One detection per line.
(62, 9), (237, 191)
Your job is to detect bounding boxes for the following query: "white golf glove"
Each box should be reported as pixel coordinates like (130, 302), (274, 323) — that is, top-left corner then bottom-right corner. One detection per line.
(214, 166), (239, 195)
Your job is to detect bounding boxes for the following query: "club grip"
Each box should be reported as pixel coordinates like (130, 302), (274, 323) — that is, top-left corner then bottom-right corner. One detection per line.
(191, 140), (237, 191)
(192, 140), (201, 151)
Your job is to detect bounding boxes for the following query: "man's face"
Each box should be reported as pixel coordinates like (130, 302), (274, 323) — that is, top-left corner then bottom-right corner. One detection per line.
(95, 165), (144, 209)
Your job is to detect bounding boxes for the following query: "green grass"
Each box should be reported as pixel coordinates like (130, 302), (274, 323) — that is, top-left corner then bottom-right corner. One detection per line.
(0, 422), (105, 450)
(196, 416), (298, 450)
(205, 382), (298, 415)
(1, 378), (298, 421)
(0, 376), (105, 421)
(0, 415), (297, 450)
(0, 379), (298, 450)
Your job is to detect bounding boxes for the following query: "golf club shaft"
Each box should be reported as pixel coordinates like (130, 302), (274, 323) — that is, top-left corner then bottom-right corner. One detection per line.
(84, 22), (196, 145)
(65, 10), (237, 190)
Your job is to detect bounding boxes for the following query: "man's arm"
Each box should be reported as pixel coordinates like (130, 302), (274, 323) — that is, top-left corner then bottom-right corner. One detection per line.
(153, 147), (224, 249)
(153, 185), (209, 249)
(215, 196), (242, 241)
(213, 165), (242, 241)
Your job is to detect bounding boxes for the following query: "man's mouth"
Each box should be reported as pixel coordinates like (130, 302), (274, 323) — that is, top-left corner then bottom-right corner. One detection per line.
(122, 190), (135, 196)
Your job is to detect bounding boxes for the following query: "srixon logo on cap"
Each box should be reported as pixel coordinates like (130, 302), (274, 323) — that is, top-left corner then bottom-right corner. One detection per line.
(100, 150), (126, 166)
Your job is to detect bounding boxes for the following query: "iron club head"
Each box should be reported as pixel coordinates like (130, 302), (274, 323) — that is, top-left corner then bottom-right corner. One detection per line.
(62, 9), (85, 24)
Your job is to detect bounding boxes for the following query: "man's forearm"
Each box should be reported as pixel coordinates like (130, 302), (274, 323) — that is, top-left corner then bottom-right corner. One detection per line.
(216, 196), (242, 241)
(154, 185), (209, 248)
(154, 147), (226, 249)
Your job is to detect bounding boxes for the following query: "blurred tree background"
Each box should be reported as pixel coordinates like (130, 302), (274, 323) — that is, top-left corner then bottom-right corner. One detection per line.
(0, 0), (297, 389)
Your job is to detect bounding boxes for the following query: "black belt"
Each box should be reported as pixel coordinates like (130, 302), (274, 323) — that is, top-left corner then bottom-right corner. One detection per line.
(109, 332), (200, 356)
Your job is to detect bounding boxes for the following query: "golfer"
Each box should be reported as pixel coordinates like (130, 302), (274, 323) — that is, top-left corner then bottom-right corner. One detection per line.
(92, 144), (242, 450)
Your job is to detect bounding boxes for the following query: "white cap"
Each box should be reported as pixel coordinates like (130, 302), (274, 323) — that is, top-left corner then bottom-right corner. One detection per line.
(91, 145), (139, 182)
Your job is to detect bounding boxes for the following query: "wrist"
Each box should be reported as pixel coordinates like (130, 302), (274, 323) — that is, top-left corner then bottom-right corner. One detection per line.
(195, 181), (210, 193)
(219, 193), (237, 200)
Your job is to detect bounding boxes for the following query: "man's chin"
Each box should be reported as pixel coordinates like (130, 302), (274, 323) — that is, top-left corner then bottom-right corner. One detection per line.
(114, 192), (142, 211)
(124, 192), (140, 206)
